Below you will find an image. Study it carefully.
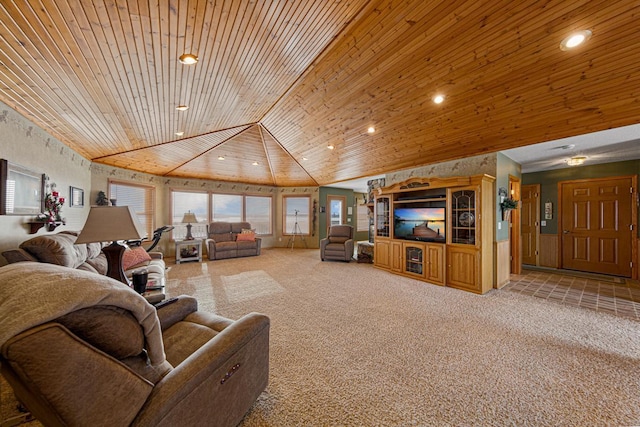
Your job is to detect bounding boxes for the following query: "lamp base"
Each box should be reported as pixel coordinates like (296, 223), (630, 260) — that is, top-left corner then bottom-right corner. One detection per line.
(102, 241), (131, 286)
(185, 223), (194, 240)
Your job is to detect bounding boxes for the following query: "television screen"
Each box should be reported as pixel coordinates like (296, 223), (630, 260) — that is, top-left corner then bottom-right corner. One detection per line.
(394, 207), (445, 242)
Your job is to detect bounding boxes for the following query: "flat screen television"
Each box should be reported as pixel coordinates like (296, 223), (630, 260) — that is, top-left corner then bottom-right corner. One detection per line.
(394, 207), (446, 242)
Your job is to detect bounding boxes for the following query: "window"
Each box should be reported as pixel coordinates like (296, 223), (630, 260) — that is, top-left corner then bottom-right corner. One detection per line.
(246, 195), (272, 234)
(109, 180), (155, 238)
(212, 194), (242, 222)
(172, 191), (208, 239)
(283, 196), (310, 235)
(169, 190), (273, 237)
(357, 204), (370, 232)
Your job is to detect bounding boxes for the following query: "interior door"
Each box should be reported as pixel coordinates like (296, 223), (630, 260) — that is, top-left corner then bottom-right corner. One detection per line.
(327, 195), (346, 226)
(521, 184), (539, 266)
(560, 176), (634, 277)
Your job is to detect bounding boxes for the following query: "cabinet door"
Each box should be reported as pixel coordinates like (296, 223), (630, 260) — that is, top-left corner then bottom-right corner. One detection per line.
(375, 196), (390, 238)
(425, 243), (445, 285)
(403, 242), (426, 278)
(447, 245), (480, 292)
(390, 241), (403, 272)
(449, 187), (478, 246)
(374, 239), (390, 269)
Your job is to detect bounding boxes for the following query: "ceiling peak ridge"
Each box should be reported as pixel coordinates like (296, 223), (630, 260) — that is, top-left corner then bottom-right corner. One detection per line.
(259, 123), (319, 187)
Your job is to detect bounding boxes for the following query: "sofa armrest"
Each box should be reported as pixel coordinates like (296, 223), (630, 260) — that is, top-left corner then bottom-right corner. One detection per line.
(345, 239), (355, 256)
(2, 248), (37, 264)
(205, 238), (217, 260)
(156, 296), (198, 331)
(133, 313), (270, 427)
(320, 238), (329, 251)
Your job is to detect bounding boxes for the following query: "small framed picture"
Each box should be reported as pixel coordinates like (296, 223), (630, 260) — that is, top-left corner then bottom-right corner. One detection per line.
(70, 186), (84, 207)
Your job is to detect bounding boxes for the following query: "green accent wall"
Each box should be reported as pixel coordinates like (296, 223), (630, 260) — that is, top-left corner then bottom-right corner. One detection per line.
(523, 160), (640, 235)
(496, 153), (521, 241)
(318, 187), (368, 241)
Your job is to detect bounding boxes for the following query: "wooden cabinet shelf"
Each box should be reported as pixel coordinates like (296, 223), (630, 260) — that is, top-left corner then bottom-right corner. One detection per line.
(373, 174), (495, 294)
(27, 221), (64, 234)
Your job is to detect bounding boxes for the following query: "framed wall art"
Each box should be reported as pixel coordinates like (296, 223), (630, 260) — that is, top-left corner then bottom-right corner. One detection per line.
(0, 159), (45, 215)
(70, 186), (85, 207)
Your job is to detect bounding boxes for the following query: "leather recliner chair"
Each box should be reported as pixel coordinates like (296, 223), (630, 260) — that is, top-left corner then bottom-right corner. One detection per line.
(0, 262), (270, 427)
(320, 224), (354, 262)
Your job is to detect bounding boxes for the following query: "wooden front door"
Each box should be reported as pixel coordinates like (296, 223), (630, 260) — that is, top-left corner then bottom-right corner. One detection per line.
(560, 176), (635, 277)
(521, 184), (539, 266)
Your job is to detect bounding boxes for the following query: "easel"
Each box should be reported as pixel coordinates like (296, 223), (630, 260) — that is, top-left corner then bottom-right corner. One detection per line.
(287, 210), (307, 249)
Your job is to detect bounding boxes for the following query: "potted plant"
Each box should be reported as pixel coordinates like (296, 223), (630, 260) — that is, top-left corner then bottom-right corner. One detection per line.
(500, 197), (519, 221)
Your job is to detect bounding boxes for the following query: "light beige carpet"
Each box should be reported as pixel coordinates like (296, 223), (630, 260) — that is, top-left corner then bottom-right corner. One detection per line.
(2, 248), (639, 426)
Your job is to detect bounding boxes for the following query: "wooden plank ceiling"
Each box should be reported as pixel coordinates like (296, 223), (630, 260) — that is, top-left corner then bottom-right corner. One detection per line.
(0, 0), (639, 187)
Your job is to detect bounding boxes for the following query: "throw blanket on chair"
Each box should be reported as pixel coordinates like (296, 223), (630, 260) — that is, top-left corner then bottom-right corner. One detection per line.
(0, 262), (166, 366)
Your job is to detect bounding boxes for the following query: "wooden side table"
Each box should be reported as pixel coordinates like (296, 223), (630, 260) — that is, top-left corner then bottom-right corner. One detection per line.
(175, 239), (203, 264)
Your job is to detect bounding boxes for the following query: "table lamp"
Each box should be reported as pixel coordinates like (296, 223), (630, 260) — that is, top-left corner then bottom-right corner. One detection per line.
(76, 206), (146, 286)
(182, 211), (198, 240)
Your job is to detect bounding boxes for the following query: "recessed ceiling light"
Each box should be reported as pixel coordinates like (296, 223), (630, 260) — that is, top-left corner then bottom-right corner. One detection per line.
(327, 144), (335, 150)
(178, 53), (199, 65)
(367, 126), (376, 134)
(218, 156), (225, 160)
(566, 156), (587, 166)
(176, 105), (189, 111)
(560, 30), (592, 51)
(302, 157), (308, 161)
(433, 94), (445, 104)
(252, 161), (259, 166)
(175, 131), (184, 136)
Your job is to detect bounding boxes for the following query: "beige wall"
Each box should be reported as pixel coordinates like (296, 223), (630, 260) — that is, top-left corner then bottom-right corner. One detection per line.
(0, 101), (91, 263)
(90, 164), (320, 256)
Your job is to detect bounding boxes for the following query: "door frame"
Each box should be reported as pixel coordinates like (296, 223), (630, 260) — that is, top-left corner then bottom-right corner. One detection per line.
(509, 175), (522, 274)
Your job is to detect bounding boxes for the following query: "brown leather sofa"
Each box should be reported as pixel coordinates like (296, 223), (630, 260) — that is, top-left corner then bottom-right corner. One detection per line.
(2, 231), (167, 287)
(0, 262), (270, 427)
(205, 221), (262, 260)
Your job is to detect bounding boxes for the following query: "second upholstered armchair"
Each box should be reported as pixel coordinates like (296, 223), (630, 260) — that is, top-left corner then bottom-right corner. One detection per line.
(320, 224), (354, 262)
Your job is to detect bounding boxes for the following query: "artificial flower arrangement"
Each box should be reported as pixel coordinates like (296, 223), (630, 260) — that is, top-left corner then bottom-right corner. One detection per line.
(37, 184), (65, 224)
(500, 197), (519, 211)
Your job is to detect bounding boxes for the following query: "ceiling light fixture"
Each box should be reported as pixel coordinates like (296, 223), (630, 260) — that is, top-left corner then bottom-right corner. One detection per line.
(367, 126), (376, 134)
(433, 94), (445, 104)
(252, 161), (259, 166)
(327, 144), (335, 150)
(178, 53), (199, 65)
(560, 30), (592, 51)
(175, 131), (184, 136)
(566, 156), (587, 166)
(176, 105), (189, 111)
(218, 156), (225, 160)
(302, 157), (308, 161)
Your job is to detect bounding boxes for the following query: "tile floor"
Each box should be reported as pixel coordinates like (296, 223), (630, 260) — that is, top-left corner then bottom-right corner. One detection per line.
(503, 267), (640, 320)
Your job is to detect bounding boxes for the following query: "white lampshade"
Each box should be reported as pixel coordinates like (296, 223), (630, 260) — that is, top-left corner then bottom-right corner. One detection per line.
(76, 206), (146, 244)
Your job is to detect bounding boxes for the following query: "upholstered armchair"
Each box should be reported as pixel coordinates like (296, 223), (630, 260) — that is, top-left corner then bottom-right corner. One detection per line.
(0, 262), (270, 427)
(320, 224), (354, 262)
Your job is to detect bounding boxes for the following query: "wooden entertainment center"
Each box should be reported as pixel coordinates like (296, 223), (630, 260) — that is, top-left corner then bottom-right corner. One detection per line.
(373, 174), (495, 294)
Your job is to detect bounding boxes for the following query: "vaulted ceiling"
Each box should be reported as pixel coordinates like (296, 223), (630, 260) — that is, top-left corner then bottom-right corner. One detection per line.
(1, 1), (639, 187)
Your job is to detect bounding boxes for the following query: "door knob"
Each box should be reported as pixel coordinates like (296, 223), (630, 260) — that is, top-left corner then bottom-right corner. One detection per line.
(563, 230), (570, 234)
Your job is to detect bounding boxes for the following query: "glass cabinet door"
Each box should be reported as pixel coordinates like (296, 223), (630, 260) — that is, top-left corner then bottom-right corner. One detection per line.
(404, 245), (424, 276)
(375, 196), (390, 237)
(450, 188), (477, 245)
